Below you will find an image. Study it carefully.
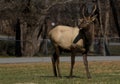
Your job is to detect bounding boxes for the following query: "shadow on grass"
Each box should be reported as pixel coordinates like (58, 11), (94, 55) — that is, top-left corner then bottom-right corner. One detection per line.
(38, 75), (85, 79)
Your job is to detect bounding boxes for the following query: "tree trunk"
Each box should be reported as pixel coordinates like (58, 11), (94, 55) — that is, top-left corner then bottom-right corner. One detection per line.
(104, 0), (110, 56)
(96, 0), (106, 56)
(19, 0), (41, 56)
(110, 0), (120, 37)
(90, 23), (95, 53)
(15, 19), (22, 57)
(20, 21), (41, 57)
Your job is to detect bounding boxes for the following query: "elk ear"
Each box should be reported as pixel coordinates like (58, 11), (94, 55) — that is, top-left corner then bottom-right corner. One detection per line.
(91, 14), (97, 21)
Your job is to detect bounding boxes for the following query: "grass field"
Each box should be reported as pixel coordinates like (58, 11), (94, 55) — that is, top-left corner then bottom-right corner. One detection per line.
(0, 61), (120, 84)
(109, 45), (120, 55)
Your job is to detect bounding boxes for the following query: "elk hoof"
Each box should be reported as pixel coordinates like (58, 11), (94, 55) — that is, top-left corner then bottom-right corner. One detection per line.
(54, 74), (57, 77)
(87, 75), (92, 79)
(59, 76), (62, 78)
(69, 76), (73, 78)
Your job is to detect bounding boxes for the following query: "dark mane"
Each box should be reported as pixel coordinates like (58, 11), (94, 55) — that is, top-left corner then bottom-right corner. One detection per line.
(83, 24), (94, 54)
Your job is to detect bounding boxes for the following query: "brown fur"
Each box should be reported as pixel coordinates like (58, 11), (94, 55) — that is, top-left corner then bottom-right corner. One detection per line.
(49, 25), (85, 51)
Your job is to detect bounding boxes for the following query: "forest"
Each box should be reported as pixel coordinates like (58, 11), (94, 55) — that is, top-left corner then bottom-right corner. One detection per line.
(0, 0), (120, 56)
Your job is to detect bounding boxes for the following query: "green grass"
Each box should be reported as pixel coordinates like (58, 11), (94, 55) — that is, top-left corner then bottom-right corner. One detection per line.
(109, 45), (120, 55)
(0, 61), (120, 84)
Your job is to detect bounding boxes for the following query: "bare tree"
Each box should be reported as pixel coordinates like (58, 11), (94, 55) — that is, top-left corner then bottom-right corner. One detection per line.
(0, 0), (49, 56)
(109, 0), (120, 37)
(1, 0), (118, 56)
(104, 0), (110, 56)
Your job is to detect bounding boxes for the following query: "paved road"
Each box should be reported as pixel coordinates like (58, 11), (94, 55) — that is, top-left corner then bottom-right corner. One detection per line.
(0, 35), (15, 40)
(0, 56), (120, 64)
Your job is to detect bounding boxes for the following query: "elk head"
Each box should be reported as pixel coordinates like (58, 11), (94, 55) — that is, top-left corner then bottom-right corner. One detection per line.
(78, 4), (97, 28)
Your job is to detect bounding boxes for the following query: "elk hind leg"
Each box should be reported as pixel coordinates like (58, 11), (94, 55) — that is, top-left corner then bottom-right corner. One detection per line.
(56, 54), (61, 77)
(52, 52), (57, 77)
(55, 47), (61, 77)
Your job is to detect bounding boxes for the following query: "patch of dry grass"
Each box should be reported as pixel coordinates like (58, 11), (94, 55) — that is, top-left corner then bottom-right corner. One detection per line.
(15, 83), (37, 84)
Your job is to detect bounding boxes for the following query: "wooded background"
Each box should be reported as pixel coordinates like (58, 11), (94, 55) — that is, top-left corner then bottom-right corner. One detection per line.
(0, 0), (120, 56)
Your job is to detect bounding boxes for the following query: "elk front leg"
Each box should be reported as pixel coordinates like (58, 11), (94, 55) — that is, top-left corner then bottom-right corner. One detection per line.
(70, 52), (75, 77)
(83, 54), (91, 79)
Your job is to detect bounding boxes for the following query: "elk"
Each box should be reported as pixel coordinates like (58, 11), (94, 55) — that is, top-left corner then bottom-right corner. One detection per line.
(48, 5), (97, 79)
